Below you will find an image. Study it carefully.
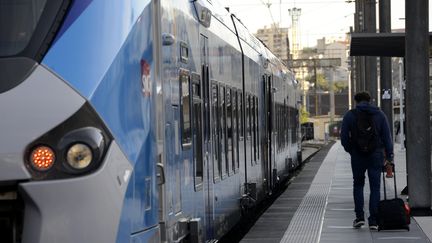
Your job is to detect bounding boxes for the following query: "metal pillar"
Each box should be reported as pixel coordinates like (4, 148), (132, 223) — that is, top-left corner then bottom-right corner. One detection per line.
(398, 60), (405, 151)
(364, 0), (378, 105)
(314, 59), (318, 116)
(405, 0), (431, 213)
(330, 68), (335, 123)
(379, 0), (393, 136)
(354, 0), (365, 93)
(349, 26), (356, 108)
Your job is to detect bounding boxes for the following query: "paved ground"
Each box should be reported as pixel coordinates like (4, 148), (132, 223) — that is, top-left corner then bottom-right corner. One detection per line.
(242, 141), (432, 243)
(240, 141), (333, 243)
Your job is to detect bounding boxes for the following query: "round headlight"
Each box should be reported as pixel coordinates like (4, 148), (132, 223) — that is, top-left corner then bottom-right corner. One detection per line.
(30, 146), (55, 171)
(66, 143), (93, 169)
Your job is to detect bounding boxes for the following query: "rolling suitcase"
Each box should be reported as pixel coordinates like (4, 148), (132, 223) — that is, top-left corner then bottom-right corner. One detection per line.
(378, 164), (410, 231)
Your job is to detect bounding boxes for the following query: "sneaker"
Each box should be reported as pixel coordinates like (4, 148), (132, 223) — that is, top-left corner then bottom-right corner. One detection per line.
(369, 224), (379, 230)
(353, 218), (365, 228)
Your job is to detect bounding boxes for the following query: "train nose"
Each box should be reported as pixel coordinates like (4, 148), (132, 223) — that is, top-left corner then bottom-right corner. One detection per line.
(0, 64), (85, 182)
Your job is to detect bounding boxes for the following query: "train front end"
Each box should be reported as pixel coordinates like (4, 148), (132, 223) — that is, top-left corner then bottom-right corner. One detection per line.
(0, 0), (158, 242)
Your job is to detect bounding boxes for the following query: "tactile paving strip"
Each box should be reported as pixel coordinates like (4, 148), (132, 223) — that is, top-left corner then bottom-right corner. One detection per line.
(280, 146), (337, 243)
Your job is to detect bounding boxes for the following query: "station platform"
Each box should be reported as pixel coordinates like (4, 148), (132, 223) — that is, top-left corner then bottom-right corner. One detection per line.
(241, 141), (432, 243)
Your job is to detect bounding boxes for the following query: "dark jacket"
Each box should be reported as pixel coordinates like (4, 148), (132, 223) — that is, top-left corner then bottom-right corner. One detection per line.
(340, 101), (393, 159)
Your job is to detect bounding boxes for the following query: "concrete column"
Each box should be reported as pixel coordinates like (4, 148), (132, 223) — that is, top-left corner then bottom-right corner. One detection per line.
(379, 0), (393, 136)
(405, 0), (431, 212)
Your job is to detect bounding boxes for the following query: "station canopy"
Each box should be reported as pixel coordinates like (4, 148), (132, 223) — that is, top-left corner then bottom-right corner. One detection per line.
(350, 32), (432, 57)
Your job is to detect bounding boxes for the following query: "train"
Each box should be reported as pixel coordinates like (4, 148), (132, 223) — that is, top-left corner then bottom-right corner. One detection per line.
(0, 0), (302, 242)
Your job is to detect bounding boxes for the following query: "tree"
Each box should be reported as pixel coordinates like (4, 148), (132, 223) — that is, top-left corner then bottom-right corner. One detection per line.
(306, 73), (328, 91)
(333, 81), (348, 93)
(300, 106), (310, 124)
(306, 74), (348, 92)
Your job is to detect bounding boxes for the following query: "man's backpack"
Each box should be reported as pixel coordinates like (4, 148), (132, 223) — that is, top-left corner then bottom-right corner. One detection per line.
(351, 109), (378, 153)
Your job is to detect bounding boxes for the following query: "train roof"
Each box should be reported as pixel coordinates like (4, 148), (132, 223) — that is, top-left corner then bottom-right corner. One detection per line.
(203, 0), (237, 33)
(201, 0), (296, 86)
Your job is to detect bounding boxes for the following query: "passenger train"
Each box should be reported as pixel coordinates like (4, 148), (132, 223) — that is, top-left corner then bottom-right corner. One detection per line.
(0, 0), (301, 242)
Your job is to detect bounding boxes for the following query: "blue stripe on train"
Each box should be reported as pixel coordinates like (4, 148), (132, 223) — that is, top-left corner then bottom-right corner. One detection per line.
(43, 0), (150, 98)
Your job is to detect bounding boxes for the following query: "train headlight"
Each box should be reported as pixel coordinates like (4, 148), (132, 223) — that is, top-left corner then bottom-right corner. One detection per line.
(66, 143), (93, 169)
(30, 146), (55, 171)
(59, 127), (105, 174)
(25, 104), (112, 180)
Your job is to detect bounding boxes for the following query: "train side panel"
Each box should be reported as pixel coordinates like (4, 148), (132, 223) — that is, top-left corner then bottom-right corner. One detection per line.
(205, 7), (244, 239)
(43, 0), (159, 242)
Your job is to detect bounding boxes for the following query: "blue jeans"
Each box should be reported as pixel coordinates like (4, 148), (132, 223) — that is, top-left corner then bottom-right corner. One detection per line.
(350, 150), (383, 224)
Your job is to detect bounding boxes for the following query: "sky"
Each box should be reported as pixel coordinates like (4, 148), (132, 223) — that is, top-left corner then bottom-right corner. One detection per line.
(221, 0), (429, 48)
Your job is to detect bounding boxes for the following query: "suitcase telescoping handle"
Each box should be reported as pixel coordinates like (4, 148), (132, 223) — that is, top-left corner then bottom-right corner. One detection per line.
(382, 163), (398, 200)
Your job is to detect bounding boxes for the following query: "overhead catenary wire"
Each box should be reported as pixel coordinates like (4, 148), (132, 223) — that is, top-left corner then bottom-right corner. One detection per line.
(227, 0), (355, 48)
(230, 1), (349, 6)
(260, 0), (283, 35)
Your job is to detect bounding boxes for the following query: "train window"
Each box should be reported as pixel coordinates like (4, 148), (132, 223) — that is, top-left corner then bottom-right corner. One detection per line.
(286, 106), (289, 147)
(282, 106), (284, 148)
(246, 95), (251, 137)
(279, 104), (282, 152)
(180, 41), (189, 63)
(238, 92), (244, 139)
(287, 106), (294, 144)
(191, 75), (201, 97)
(255, 96), (259, 160)
(244, 95), (248, 138)
(252, 96), (256, 162)
(219, 85), (227, 178)
(232, 89), (238, 172)
(293, 108), (299, 143)
(226, 88), (232, 175)
(288, 105), (291, 145)
(280, 105), (283, 150)
(193, 101), (203, 187)
(276, 104), (278, 152)
(192, 74), (203, 189)
(180, 69), (192, 149)
(237, 91), (242, 170)
(282, 103), (288, 148)
(211, 82), (220, 180)
(203, 66), (210, 141)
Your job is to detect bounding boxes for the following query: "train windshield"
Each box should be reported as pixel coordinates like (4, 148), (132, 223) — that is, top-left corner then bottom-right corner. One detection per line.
(0, 0), (48, 56)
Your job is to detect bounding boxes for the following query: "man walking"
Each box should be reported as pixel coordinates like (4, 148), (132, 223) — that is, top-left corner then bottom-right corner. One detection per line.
(340, 91), (393, 230)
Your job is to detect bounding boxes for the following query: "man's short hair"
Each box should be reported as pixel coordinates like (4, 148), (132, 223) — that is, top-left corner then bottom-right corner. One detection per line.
(354, 91), (371, 103)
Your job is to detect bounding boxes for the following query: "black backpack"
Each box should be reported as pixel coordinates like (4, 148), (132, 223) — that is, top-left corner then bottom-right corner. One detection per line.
(351, 109), (378, 154)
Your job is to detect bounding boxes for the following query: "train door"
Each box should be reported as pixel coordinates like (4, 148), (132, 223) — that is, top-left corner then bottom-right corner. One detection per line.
(263, 74), (275, 192)
(237, 90), (245, 188)
(200, 34), (214, 238)
(262, 74), (270, 192)
(269, 76), (276, 189)
(245, 94), (252, 168)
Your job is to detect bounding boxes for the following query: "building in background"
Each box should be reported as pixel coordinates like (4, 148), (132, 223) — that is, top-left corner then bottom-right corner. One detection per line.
(255, 24), (290, 61)
(318, 37), (350, 82)
(291, 37), (350, 118)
